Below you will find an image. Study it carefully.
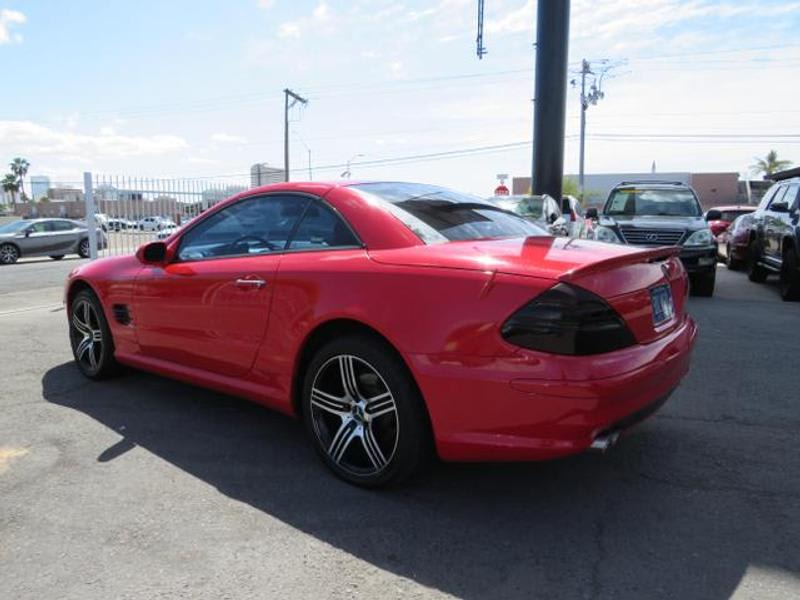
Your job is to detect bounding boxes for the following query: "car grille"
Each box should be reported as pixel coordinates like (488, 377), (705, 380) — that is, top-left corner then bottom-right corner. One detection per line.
(618, 227), (685, 246)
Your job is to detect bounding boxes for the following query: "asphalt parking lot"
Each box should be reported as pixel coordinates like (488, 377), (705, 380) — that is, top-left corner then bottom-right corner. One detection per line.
(1, 261), (798, 599)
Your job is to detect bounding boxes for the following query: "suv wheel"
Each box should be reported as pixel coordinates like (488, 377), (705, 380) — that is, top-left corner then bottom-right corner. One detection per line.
(779, 248), (800, 301)
(690, 271), (715, 297)
(302, 334), (432, 487)
(747, 240), (768, 283)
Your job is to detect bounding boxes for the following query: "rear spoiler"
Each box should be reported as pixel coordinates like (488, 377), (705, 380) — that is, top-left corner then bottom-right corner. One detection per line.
(559, 246), (681, 281)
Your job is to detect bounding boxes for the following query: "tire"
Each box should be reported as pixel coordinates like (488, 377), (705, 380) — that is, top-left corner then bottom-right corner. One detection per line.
(779, 249), (800, 302)
(690, 271), (715, 297)
(78, 238), (91, 259)
(301, 334), (432, 487)
(0, 243), (19, 265)
(725, 244), (742, 270)
(747, 239), (768, 283)
(50, 255), (65, 261)
(68, 289), (120, 379)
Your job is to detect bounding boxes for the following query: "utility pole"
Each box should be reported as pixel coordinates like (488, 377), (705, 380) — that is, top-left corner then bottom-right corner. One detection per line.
(532, 0), (570, 200)
(283, 89), (308, 182)
(578, 59), (590, 200)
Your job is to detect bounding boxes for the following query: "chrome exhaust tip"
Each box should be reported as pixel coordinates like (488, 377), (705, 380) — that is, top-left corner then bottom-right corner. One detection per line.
(589, 430), (620, 453)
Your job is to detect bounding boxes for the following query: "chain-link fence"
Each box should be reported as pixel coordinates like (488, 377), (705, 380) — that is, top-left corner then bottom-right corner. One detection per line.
(83, 173), (249, 258)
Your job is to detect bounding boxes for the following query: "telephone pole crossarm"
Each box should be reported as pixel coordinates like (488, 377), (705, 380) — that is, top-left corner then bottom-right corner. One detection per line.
(283, 88), (308, 182)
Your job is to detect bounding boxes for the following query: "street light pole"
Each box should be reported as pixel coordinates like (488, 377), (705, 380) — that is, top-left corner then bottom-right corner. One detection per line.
(578, 59), (589, 200)
(341, 154), (364, 179)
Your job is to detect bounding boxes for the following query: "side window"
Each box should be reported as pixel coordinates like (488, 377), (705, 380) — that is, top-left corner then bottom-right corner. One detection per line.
(178, 195), (309, 261)
(758, 185), (779, 210)
(52, 220), (74, 232)
(767, 185), (787, 209)
(780, 183), (799, 210)
(288, 201), (359, 250)
(30, 222), (52, 233)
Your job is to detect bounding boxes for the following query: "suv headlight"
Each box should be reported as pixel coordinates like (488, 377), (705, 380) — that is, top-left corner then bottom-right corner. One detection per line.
(593, 225), (621, 244)
(683, 229), (713, 246)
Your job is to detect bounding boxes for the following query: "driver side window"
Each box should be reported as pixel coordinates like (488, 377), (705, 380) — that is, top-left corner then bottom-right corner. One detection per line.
(178, 195), (309, 261)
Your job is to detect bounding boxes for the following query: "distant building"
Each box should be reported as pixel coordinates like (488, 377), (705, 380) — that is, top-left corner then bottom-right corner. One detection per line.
(202, 185), (247, 208)
(30, 175), (51, 201)
(47, 187), (84, 203)
(250, 163), (285, 188)
(512, 172), (741, 210)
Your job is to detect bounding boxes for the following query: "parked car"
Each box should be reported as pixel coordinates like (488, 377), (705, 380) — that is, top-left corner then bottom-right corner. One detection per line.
(560, 195), (587, 238)
(0, 218), (106, 264)
(586, 180), (717, 296)
(745, 177), (800, 300)
(705, 205), (756, 237)
(490, 194), (568, 236)
(137, 216), (176, 231)
(65, 181), (696, 487)
(716, 213), (755, 269)
(107, 217), (136, 232)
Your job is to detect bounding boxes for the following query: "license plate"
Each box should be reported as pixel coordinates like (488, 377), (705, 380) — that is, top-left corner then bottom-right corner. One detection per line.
(650, 284), (674, 326)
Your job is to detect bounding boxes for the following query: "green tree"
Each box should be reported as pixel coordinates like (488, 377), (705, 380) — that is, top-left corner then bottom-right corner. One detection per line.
(750, 150), (792, 177)
(562, 177), (580, 197)
(9, 157), (30, 201)
(1, 173), (19, 206)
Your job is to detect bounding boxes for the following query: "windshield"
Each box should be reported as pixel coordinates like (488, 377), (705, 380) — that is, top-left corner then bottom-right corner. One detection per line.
(351, 183), (548, 243)
(604, 187), (702, 217)
(493, 197), (545, 220)
(0, 221), (30, 234)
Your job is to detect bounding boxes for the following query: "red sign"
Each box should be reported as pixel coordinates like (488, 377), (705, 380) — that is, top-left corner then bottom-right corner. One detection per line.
(494, 184), (509, 196)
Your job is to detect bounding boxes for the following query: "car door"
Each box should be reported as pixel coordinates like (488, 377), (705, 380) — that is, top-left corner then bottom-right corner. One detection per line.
(19, 221), (58, 256)
(49, 220), (81, 254)
(764, 184), (791, 260)
(133, 193), (310, 377)
(776, 184), (799, 259)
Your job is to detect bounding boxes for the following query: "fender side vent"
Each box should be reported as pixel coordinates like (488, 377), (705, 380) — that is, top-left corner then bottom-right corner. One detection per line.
(112, 304), (131, 326)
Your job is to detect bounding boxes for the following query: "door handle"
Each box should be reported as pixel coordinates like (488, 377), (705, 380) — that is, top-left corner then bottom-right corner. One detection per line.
(235, 278), (266, 289)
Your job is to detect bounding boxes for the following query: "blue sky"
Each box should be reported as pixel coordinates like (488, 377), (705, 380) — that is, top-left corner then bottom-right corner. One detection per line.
(2, 0), (800, 194)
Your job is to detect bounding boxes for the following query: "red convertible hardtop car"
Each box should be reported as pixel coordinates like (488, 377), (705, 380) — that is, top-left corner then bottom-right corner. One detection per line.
(65, 181), (697, 486)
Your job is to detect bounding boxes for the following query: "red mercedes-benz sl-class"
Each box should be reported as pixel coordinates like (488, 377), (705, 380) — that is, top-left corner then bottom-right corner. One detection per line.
(65, 181), (697, 486)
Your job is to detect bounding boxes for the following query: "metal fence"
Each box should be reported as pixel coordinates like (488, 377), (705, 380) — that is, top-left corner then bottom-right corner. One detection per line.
(83, 172), (249, 258)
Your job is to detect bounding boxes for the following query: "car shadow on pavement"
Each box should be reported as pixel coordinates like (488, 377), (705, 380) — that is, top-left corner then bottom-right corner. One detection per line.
(42, 361), (798, 600)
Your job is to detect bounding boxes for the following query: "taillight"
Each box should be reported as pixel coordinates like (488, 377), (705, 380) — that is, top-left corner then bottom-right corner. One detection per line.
(501, 283), (636, 355)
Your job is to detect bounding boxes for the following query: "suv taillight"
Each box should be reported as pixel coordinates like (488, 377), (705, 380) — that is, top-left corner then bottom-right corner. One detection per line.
(501, 283), (636, 355)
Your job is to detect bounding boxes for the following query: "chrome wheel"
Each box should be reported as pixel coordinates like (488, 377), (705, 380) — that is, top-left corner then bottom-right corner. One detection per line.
(309, 355), (399, 476)
(0, 243), (19, 264)
(70, 299), (104, 372)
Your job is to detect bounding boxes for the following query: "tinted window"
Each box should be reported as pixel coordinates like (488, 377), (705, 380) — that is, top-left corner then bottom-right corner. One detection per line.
(51, 220), (75, 232)
(718, 210), (752, 222)
(495, 197), (545, 220)
(0, 221), (29, 234)
(775, 184), (799, 209)
(767, 185), (787, 209)
(287, 202), (358, 250)
(178, 195), (308, 260)
(604, 187), (701, 217)
(29, 222), (52, 233)
(352, 183), (548, 243)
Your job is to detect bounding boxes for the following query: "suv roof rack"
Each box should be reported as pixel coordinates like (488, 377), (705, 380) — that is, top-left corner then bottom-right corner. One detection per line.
(616, 180), (686, 186)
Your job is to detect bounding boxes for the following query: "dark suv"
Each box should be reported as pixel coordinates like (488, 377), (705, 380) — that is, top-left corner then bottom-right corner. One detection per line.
(586, 181), (717, 296)
(746, 175), (800, 301)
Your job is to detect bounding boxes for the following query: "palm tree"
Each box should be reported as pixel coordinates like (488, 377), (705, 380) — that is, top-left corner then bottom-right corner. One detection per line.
(9, 157), (30, 201)
(750, 150), (792, 178)
(2, 173), (19, 207)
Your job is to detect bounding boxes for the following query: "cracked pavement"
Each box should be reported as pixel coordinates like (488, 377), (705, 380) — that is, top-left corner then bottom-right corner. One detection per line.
(1, 260), (798, 599)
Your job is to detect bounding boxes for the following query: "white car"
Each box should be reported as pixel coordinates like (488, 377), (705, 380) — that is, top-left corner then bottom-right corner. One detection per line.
(137, 216), (176, 232)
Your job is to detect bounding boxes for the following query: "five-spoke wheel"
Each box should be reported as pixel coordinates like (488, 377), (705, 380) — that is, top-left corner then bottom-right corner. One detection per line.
(302, 335), (431, 487)
(69, 289), (118, 379)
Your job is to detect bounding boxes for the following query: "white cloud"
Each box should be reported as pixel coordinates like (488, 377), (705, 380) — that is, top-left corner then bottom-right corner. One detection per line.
(211, 132), (247, 144)
(313, 2), (330, 20)
(0, 9), (26, 45)
(278, 22), (300, 39)
(276, 1), (335, 40)
(0, 120), (188, 159)
(257, 0), (276, 8)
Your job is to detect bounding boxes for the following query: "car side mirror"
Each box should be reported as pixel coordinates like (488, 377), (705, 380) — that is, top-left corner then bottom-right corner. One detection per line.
(705, 209), (722, 221)
(137, 241), (168, 264)
(586, 207), (598, 219)
(770, 201), (789, 213)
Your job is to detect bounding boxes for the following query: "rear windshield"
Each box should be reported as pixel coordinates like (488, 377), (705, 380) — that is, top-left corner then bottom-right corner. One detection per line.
(604, 187), (702, 217)
(351, 183), (548, 243)
(719, 210), (752, 222)
(492, 197), (544, 220)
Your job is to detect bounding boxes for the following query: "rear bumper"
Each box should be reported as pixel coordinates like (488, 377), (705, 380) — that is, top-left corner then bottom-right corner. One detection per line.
(679, 245), (717, 274)
(409, 315), (697, 462)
